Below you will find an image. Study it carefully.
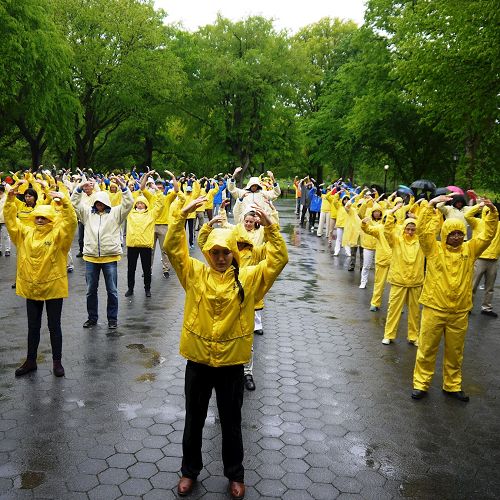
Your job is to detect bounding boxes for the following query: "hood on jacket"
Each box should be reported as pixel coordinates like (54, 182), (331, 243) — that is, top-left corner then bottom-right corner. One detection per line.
(93, 190), (111, 209)
(440, 217), (466, 246)
(31, 204), (57, 222)
(367, 203), (383, 220)
(245, 177), (263, 191)
(394, 196), (403, 204)
(402, 218), (418, 241)
(133, 195), (150, 211)
(202, 227), (241, 268)
(232, 224), (255, 248)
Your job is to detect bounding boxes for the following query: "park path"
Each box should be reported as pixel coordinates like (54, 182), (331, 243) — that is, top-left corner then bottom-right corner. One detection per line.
(0, 199), (499, 499)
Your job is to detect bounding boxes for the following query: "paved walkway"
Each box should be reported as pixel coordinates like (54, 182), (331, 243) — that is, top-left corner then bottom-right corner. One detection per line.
(0, 199), (499, 499)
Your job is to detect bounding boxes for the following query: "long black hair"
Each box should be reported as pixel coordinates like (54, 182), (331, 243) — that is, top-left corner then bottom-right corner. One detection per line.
(232, 259), (245, 303)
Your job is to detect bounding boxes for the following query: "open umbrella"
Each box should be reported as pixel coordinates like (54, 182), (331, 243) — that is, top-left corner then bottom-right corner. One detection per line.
(410, 179), (436, 191)
(446, 185), (464, 195)
(397, 185), (414, 196)
(434, 187), (450, 196)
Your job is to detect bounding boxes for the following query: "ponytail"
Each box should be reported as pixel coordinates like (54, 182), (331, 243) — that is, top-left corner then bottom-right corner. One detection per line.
(233, 259), (245, 304)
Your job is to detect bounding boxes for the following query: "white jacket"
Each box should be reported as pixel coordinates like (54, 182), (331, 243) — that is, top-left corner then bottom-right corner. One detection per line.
(71, 189), (133, 257)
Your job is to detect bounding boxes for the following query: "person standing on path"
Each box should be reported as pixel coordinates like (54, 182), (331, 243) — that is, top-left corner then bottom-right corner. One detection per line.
(71, 176), (133, 329)
(4, 188), (77, 377)
(165, 196), (288, 499)
(412, 195), (498, 402)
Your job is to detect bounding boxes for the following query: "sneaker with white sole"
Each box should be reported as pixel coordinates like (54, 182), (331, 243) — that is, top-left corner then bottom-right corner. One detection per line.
(359, 283), (366, 289)
(382, 338), (392, 345)
(370, 305), (379, 312)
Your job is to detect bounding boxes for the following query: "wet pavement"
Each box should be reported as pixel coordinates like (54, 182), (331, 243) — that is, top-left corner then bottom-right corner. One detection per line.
(1, 199), (499, 499)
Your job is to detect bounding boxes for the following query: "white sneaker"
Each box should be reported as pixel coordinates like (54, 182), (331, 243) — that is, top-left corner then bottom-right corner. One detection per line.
(359, 283), (366, 289)
(408, 339), (418, 346)
(381, 338), (391, 345)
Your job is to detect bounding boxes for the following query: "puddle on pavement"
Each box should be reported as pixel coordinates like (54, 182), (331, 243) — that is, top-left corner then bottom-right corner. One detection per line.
(18, 471), (45, 489)
(349, 444), (379, 469)
(126, 344), (165, 368)
(117, 403), (142, 419)
(136, 373), (157, 382)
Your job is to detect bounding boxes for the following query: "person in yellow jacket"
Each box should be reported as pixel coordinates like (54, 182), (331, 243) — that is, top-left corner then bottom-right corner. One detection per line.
(149, 170), (178, 279)
(4, 188), (77, 378)
(332, 191), (350, 256)
(466, 203), (500, 318)
(361, 206), (392, 310)
(359, 203), (384, 290)
(382, 207), (425, 345)
(412, 195), (498, 402)
(165, 196), (288, 499)
(124, 174), (164, 298)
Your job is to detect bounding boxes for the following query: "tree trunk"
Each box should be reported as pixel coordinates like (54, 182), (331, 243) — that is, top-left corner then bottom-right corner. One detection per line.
(464, 134), (480, 188)
(142, 136), (153, 169)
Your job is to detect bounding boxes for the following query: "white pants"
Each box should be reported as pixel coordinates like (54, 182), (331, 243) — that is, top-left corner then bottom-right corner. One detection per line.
(245, 309), (263, 376)
(254, 309), (263, 330)
(317, 212), (331, 237)
(334, 228), (344, 255)
(360, 249), (375, 287)
(0, 223), (11, 252)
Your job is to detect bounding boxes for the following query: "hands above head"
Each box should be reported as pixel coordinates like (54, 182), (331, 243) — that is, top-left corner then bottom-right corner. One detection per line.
(181, 196), (207, 215)
(429, 194), (454, 206)
(48, 190), (64, 201)
(251, 206), (272, 226)
(207, 215), (224, 227)
(232, 166), (243, 178)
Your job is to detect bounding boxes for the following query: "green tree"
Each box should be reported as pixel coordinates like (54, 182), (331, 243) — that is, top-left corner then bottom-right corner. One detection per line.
(0, 0), (76, 168)
(366, 0), (500, 187)
(54, 0), (182, 169)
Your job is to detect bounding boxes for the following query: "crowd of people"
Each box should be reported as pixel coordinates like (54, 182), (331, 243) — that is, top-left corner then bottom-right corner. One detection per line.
(294, 175), (499, 403)
(1, 165), (499, 499)
(0, 165), (285, 500)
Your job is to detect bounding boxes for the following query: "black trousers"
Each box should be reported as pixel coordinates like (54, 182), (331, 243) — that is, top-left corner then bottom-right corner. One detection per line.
(26, 298), (63, 361)
(185, 219), (194, 246)
(309, 211), (318, 227)
(182, 361), (244, 482)
(78, 221), (85, 252)
(127, 247), (152, 291)
(300, 204), (310, 225)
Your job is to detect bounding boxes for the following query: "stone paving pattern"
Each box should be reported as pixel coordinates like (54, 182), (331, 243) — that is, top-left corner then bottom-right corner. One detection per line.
(0, 199), (499, 499)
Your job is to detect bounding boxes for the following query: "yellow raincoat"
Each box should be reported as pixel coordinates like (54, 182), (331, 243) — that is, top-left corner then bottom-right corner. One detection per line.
(165, 213), (288, 367)
(413, 205), (498, 392)
(4, 196), (77, 300)
(126, 192), (163, 248)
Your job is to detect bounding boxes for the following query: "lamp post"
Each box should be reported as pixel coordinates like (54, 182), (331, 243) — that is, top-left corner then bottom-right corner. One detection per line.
(383, 164), (389, 194)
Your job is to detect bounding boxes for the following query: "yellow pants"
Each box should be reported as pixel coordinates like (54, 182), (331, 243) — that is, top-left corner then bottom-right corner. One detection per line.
(413, 307), (469, 392)
(384, 285), (421, 341)
(370, 264), (389, 308)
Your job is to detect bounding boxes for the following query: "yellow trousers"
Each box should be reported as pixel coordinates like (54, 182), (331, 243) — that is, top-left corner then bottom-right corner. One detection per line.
(383, 285), (421, 341)
(370, 264), (389, 308)
(413, 307), (469, 392)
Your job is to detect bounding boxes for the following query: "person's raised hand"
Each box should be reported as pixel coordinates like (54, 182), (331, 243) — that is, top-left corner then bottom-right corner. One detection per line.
(181, 196), (207, 215)
(429, 194), (453, 206)
(208, 215), (224, 227)
(252, 206), (272, 226)
(232, 166), (243, 177)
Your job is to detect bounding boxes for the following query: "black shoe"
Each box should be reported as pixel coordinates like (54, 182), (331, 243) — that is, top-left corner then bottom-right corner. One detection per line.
(481, 310), (498, 318)
(125, 289), (134, 297)
(163, 271), (170, 279)
(348, 266), (355, 271)
(15, 360), (37, 377)
(253, 329), (263, 335)
(442, 389), (469, 402)
(108, 321), (117, 329)
(11, 282), (16, 289)
(244, 374), (256, 391)
(76, 252), (83, 258)
(83, 319), (97, 328)
(53, 361), (65, 377)
(145, 290), (151, 297)
(411, 389), (427, 400)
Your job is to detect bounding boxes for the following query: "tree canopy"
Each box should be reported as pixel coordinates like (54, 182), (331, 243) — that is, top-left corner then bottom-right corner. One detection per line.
(0, 0), (498, 191)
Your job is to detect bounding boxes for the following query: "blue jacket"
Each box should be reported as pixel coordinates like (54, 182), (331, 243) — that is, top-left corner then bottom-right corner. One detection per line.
(309, 188), (322, 212)
(213, 181), (227, 205)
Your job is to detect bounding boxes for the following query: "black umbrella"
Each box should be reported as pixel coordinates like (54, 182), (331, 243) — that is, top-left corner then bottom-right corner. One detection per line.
(434, 187), (449, 196)
(410, 179), (436, 191)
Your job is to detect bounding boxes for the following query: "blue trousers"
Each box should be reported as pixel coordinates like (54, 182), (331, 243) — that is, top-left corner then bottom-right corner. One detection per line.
(85, 261), (118, 322)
